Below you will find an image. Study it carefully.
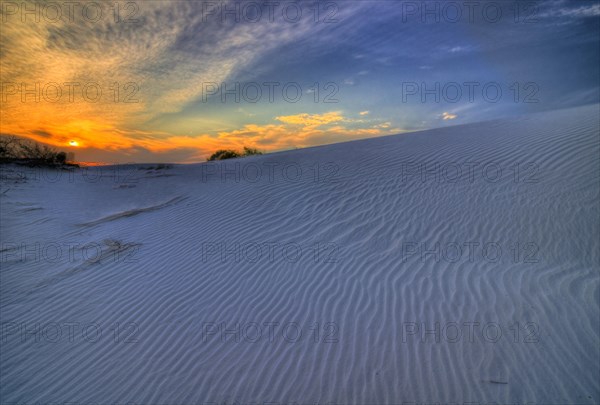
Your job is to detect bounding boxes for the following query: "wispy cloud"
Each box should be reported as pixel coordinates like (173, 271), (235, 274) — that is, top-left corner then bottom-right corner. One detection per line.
(446, 45), (474, 54)
(442, 112), (457, 120)
(1, 1), (370, 146)
(540, 3), (600, 18)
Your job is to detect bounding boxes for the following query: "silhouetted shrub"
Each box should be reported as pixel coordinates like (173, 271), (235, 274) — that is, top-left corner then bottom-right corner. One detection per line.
(55, 152), (67, 165)
(243, 147), (263, 156)
(0, 136), (74, 167)
(207, 149), (241, 161)
(207, 146), (264, 161)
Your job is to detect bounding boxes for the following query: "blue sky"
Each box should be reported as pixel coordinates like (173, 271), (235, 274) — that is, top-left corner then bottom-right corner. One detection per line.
(1, 0), (598, 162)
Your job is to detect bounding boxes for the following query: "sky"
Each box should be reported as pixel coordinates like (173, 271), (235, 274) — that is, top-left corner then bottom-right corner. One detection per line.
(1, 0), (599, 163)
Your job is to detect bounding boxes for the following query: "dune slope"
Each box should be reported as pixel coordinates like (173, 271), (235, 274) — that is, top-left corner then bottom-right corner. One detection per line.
(1, 104), (599, 404)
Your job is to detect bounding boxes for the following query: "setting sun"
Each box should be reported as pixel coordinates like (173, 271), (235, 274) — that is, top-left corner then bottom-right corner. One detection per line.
(69, 140), (79, 147)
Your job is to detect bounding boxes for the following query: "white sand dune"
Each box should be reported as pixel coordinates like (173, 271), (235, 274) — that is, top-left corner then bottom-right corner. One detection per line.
(1, 104), (599, 404)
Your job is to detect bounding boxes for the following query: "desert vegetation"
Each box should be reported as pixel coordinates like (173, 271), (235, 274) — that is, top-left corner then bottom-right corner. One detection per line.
(207, 146), (263, 161)
(0, 136), (76, 168)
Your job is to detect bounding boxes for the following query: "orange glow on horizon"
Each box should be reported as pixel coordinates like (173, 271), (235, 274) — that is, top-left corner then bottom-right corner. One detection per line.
(0, 113), (403, 163)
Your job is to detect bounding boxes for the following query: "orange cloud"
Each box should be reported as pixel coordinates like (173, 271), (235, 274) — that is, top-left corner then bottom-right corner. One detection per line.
(3, 112), (404, 163)
(275, 112), (345, 127)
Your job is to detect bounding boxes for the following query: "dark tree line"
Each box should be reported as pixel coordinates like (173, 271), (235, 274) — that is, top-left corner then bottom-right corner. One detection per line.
(0, 136), (72, 167)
